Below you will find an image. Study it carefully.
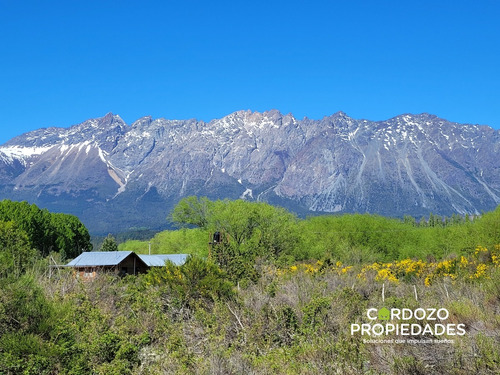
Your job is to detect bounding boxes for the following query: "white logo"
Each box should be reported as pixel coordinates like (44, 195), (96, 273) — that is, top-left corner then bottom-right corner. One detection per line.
(351, 307), (466, 341)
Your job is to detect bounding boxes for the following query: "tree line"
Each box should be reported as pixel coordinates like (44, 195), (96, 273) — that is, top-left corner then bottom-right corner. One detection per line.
(0, 200), (92, 276)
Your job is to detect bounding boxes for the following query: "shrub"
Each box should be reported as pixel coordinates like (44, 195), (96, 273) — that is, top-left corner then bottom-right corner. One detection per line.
(145, 256), (234, 310)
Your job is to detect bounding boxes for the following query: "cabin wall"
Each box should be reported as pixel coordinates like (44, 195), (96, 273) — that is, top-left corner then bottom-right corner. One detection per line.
(119, 256), (148, 275)
(72, 257), (148, 281)
(74, 266), (116, 281)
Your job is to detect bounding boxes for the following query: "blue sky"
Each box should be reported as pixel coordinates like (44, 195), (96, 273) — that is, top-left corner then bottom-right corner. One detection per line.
(0, 0), (499, 144)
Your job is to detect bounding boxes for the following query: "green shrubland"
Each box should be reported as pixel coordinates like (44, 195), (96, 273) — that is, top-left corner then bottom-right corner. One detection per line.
(122, 197), (499, 266)
(1, 197), (500, 374)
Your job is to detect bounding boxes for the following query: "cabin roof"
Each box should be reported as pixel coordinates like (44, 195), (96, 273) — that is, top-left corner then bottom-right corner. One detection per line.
(66, 251), (136, 267)
(65, 251), (189, 268)
(138, 254), (188, 267)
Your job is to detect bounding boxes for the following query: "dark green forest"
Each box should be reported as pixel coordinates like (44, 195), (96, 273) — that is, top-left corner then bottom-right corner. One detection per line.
(1, 198), (499, 374)
(0, 200), (92, 260)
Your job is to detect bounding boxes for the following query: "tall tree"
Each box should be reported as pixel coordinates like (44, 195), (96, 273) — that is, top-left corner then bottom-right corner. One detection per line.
(171, 197), (300, 274)
(100, 234), (118, 252)
(170, 196), (212, 228)
(0, 221), (36, 278)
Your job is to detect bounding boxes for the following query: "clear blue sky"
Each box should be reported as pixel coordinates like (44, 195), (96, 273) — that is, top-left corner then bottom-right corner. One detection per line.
(1, 0), (499, 144)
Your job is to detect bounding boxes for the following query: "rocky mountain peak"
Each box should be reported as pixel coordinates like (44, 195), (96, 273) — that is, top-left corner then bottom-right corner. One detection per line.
(91, 113), (126, 129)
(131, 116), (154, 128)
(100, 112), (117, 124)
(0, 110), (499, 234)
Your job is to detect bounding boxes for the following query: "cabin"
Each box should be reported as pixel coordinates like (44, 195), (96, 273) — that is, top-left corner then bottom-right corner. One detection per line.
(65, 251), (188, 281)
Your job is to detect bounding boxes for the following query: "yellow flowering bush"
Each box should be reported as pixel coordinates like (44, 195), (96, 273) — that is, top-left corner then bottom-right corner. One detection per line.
(471, 263), (488, 279)
(475, 245), (488, 256)
(375, 268), (399, 283)
(272, 244), (499, 287)
(355, 244), (499, 286)
(491, 245), (500, 266)
(340, 266), (352, 274)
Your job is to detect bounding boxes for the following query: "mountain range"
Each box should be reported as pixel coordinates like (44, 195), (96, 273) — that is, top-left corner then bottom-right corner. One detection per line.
(0, 110), (499, 234)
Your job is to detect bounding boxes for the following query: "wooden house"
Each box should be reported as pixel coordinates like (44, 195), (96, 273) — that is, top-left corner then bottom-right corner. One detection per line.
(65, 251), (188, 281)
(65, 251), (149, 280)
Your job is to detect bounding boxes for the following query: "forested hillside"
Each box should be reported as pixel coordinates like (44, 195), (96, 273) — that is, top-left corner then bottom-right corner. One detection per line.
(1, 198), (499, 374)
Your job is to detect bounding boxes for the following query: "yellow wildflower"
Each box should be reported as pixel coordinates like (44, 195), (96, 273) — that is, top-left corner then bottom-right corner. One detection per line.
(304, 264), (318, 274)
(475, 246), (488, 256)
(492, 254), (500, 267)
(340, 266), (352, 274)
(376, 268), (399, 283)
(471, 264), (488, 279)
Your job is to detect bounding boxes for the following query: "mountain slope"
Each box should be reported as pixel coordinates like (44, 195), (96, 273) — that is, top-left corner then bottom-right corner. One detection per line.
(0, 110), (499, 234)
